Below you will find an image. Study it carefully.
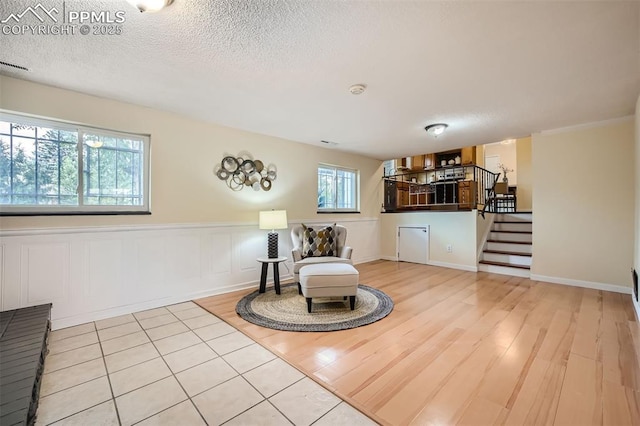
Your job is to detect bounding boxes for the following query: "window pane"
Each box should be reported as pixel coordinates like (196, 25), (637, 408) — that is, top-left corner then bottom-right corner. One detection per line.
(0, 113), (148, 213)
(0, 121), (10, 134)
(59, 143), (78, 200)
(318, 167), (335, 209)
(317, 165), (358, 211)
(83, 134), (144, 207)
(11, 124), (35, 137)
(36, 139), (59, 199)
(0, 135), (11, 201)
(0, 121), (79, 207)
(11, 136), (36, 204)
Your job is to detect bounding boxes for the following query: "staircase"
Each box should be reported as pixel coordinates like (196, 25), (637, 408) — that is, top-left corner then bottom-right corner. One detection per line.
(478, 212), (532, 277)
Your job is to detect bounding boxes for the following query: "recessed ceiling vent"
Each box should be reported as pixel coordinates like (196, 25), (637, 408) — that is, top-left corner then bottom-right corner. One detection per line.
(320, 140), (339, 146)
(0, 61), (29, 72)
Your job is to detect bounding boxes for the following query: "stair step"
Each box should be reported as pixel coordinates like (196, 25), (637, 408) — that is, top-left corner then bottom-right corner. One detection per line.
(486, 239), (531, 245)
(478, 260), (531, 270)
(482, 251), (532, 266)
(483, 250), (532, 257)
(492, 222), (533, 233)
(491, 230), (532, 234)
(496, 213), (532, 222)
(494, 221), (533, 224)
(489, 231), (532, 243)
(486, 241), (532, 254)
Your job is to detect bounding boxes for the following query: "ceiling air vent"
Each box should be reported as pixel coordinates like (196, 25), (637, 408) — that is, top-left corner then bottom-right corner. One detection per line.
(320, 140), (338, 146)
(0, 61), (30, 72)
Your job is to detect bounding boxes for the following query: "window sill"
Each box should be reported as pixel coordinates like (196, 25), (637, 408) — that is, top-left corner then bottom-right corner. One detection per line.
(316, 211), (361, 214)
(0, 211), (152, 217)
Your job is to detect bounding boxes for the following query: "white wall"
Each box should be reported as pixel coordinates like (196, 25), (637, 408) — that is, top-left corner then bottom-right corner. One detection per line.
(0, 77), (382, 328)
(634, 93), (640, 318)
(380, 211), (478, 271)
(531, 118), (635, 292)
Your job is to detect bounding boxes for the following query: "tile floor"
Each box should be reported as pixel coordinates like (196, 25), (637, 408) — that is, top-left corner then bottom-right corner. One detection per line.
(37, 302), (376, 426)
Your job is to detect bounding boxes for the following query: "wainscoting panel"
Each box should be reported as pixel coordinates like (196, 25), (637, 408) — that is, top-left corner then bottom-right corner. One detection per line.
(207, 232), (232, 275)
(0, 218), (379, 329)
(87, 239), (123, 312)
(22, 242), (70, 307)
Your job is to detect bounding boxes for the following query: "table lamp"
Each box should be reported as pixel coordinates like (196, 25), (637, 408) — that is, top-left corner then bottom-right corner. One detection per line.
(259, 210), (288, 258)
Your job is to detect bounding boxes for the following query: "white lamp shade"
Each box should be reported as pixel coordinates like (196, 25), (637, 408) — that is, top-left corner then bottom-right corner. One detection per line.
(259, 210), (288, 230)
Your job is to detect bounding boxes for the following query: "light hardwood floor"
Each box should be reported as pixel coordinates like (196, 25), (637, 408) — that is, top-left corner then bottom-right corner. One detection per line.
(196, 260), (640, 425)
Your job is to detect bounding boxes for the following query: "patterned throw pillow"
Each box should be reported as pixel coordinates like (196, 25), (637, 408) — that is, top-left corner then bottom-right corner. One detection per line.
(301, 223), (337, 258)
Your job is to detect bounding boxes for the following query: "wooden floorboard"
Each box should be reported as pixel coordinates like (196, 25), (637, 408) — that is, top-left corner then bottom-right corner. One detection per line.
(195, 260), (640, 426)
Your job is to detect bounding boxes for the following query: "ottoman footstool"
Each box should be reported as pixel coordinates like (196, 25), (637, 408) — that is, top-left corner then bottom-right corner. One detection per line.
(299, 263), (359, 313)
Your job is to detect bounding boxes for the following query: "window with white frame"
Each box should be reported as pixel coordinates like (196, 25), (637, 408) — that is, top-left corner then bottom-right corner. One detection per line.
(0, 112), (150, 215)
(317, 164), (359, 212)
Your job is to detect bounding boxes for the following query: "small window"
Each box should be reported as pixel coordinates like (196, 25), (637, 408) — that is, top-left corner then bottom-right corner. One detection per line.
(383, 159), (395, 176)
(317, 164), (359, 212)
(0, 112), (150, 215)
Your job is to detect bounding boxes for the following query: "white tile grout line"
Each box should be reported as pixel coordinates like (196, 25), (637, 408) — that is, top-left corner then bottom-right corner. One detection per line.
(40, 303), (366, 426)
(95, 320), (124, 426)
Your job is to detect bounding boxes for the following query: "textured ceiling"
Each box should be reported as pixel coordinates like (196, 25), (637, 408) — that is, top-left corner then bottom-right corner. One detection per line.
(1, 0), (639, 160)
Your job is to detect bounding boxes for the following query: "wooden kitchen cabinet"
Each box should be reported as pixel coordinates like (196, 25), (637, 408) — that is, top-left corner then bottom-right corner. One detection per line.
(411, 155), (425, 170)
(397, 181), (410, 206)
(423, 153), (436, 170)
(395, 158), (409, 171)
(461, 146), (476, 165)
(458, 180), (477, 209)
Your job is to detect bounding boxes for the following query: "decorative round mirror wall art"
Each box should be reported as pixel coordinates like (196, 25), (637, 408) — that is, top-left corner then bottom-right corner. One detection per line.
(215, 155), (277, 191)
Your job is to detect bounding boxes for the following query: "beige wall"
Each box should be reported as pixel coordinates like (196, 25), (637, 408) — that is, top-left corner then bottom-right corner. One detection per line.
(380, 211), (477, 269)
(635, 94), (640, 287)
(0, 77), (382, 229)
(475, 145), (485, 168)
(516, 137), (533, 211)
(484, 142), (517, 184)
(532, 119), (635, 287)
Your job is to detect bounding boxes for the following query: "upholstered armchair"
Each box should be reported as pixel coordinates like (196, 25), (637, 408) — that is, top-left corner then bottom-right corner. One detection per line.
(291, 224), (353, 285)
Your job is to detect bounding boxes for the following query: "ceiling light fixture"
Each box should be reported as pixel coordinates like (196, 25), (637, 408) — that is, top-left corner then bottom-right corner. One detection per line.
(126, 0), (173, 12)
(349, 84), (366, 95)
(501, 139), (516, 145)
(424, 123), (448, 137)
(85, 137), (103, 149)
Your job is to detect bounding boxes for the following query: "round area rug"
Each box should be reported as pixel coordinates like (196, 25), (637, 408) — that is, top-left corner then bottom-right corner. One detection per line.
(236, 283), (393, 332)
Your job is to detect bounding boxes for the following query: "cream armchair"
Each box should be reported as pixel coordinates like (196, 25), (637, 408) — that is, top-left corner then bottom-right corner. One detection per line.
(291, 224), (353, 286)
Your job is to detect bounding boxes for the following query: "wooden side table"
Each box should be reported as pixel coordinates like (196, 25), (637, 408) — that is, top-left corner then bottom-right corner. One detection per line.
(256, 256), (287, 295)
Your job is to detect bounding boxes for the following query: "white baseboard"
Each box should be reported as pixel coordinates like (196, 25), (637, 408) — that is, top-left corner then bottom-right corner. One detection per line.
(380, 255), (398, 262)
(51, 275), (293, 330)
(353, 256), (382, 265)
(428, 260), (478, 272)
(530, 274), (632, 295)
(378, 256), (477, 272)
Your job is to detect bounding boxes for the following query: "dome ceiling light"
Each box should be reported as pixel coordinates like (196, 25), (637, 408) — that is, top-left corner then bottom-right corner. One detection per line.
(126, 0), (174, 12)
(424, 123), (448, 137)
(349, 84), (367, 95)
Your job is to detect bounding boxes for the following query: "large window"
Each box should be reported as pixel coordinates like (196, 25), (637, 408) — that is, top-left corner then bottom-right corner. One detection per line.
(0, 112), (150, 215)
(317, 164), (359, 212)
